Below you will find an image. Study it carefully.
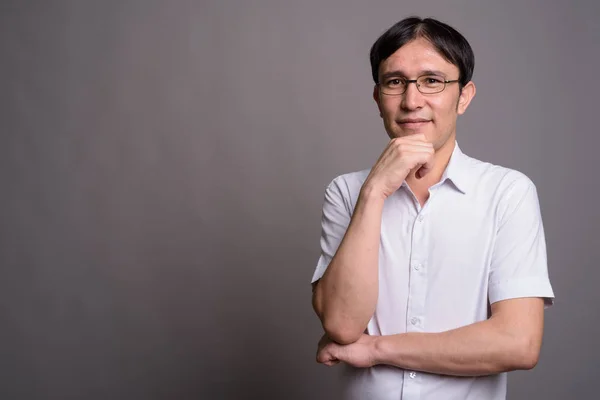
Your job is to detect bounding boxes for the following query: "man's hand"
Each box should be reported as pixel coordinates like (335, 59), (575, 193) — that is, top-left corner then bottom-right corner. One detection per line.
(316, 333), (379, 368)
(363, 134), (434, 199)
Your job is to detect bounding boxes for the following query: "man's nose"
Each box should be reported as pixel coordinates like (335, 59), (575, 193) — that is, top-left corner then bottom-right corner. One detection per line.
(401, 82), (425, 110)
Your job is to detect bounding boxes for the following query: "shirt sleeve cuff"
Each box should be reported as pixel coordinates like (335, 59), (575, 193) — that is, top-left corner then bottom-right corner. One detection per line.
(311, 254), (330, 284)
(489, 276), (555, 308)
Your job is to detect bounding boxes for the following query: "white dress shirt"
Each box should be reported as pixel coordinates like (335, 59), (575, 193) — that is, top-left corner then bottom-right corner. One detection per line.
(311, 141), (554, 400)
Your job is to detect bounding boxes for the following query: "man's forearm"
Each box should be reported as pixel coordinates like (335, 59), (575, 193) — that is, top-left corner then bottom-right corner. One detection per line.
(313, 186), (384, 344)
(372, 317), (538, 376)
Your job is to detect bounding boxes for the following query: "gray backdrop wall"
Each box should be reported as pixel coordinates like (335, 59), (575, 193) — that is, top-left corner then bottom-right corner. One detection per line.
(1, 1), (598, 399)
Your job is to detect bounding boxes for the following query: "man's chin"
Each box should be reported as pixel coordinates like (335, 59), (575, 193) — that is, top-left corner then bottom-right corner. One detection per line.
(385, 122), (433, 140)
(400, 121), (433, 133)
(394, 128), (430, 139)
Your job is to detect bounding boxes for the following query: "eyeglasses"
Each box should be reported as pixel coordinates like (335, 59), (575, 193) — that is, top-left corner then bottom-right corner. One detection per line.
(378, 75), (459, 95)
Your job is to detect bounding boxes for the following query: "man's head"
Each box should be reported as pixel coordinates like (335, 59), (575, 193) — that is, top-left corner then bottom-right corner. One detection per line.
(370, 17), (476, 150)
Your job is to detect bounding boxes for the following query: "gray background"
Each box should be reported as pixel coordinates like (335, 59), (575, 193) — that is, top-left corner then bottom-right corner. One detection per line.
(1, 0), (598, 399)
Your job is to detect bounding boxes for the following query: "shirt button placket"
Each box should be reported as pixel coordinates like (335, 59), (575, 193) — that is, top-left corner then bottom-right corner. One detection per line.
(403, 208), (428, 400)
(408, 212), (427, 335)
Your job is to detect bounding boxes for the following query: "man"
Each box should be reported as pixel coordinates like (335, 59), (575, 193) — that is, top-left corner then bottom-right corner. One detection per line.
(310, 17), (554, 400)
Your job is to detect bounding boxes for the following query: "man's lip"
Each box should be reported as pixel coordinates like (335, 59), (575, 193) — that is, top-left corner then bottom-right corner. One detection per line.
(398, 119), (431, 123)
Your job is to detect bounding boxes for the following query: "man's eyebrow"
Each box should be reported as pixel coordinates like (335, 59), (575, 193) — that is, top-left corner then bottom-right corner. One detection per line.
(379, 69), (447, 82)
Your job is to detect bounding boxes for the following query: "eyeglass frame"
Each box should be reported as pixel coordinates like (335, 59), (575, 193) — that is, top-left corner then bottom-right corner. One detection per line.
(377, 75), (460, 95)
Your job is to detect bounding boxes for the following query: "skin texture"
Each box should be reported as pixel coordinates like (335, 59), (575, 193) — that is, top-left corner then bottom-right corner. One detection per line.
(313, 37), (545, 376)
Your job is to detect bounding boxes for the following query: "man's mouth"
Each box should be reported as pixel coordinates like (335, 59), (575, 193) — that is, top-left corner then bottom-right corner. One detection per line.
(398, 118), (432, 129)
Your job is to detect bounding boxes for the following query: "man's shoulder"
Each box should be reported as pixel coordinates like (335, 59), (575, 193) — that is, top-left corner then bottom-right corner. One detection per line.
(326, 169), (370, 191)
(323, 169), (371, 202)
(462, 153), (537, 197)
(328, 169), (371, 187)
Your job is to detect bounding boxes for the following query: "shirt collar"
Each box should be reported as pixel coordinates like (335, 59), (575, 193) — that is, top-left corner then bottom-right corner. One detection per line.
(440, 140), (472, 194)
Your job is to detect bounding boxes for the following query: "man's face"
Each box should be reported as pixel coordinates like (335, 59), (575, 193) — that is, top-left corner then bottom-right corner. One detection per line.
(373, 37), (475, 150)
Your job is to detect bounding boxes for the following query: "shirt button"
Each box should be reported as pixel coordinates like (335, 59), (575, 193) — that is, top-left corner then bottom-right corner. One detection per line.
(409, 372), (417, 379)
(413, 263), (421, 271)
(417, 214), (424, 222)
(411, 317), (419, 325)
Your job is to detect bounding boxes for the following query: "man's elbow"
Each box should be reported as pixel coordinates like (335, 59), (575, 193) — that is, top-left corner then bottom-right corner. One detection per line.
(314, 301), (364, 344)
(520, 343), (540, 370)
(311, 282), (366, 345)
(322, 319), (363, 345)
(511, 337), (541, 370)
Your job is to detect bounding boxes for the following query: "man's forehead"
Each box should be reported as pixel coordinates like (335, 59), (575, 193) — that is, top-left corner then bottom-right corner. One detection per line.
(378, 39), (458, 77)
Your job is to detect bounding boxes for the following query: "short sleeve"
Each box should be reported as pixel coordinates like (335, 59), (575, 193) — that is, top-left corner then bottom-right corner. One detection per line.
(311, 179), (352, 284)
(488, 175), (555, 308)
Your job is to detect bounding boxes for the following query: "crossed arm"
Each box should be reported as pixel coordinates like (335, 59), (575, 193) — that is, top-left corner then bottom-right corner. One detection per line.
(312, 180), (547, 376)
(313, 293), (545, 376)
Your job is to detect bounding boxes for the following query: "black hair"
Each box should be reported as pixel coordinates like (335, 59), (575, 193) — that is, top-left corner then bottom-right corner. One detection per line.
(369, 17), (475, 89)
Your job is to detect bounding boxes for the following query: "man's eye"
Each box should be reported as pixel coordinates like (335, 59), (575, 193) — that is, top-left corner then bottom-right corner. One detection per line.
(387, 79), (402, 86)
(425, 76), (444, 85)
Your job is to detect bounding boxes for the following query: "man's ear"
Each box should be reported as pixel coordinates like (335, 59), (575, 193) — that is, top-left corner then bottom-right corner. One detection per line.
(373, 85), (383, 118)
(457, 81), (476, 115)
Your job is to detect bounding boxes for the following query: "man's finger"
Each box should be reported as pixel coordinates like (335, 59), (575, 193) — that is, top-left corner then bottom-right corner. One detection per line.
(416, 158), (435, 179)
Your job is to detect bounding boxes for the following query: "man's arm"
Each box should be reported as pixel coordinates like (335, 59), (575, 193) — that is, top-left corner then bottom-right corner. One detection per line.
(312, 186), (384, 345)
(317, 297), (545, 376)
(312, 136), (435, 345)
